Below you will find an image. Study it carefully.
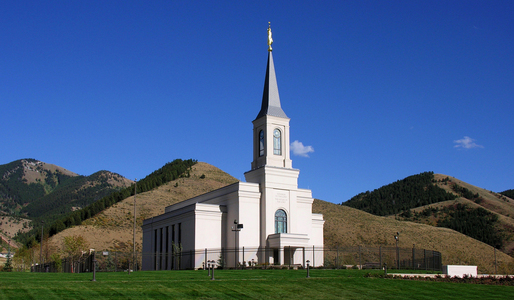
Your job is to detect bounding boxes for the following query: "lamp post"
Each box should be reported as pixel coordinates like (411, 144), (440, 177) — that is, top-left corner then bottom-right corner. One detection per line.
(394, 232), (400, 269)
(91, 251), (97, 282)
(133, 179), (137, 273)
(231, 220), (243, 269)
(210, 260), (215, 280)
(40, 220), (44, 271)
(306, 260), (310, 278)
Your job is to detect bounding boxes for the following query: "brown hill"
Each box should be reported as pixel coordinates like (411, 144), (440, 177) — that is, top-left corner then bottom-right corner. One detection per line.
(401, 174), (514, 255)
(434, 174), (514, 219)
(47, 162), (238, 253)
(46, 164), (513, 274)
(314, 200), (513, 274)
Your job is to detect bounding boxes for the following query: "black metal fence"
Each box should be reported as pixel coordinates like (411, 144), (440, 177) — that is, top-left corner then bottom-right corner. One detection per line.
(32, 250), (136, 273)
(31, 252), (97, 273)
(31, 245), (441, 273)
(142, 245), (442, 272)
(323, 246), (442, 271)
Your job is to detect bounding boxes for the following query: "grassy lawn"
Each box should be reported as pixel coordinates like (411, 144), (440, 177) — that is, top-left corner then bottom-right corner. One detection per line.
(0, 269), (512, 299)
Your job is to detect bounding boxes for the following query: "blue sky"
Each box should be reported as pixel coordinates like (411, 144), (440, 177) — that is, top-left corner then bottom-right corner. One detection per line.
(2, 1), (513, 204)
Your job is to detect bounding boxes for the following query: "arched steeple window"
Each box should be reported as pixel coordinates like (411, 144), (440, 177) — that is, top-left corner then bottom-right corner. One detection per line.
(259, 130), (264, 157)
(273, 129), (281, 155)
(275, 209), (287, 233)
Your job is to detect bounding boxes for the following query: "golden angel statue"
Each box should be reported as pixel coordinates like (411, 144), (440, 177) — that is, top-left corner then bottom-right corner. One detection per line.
(267, 23), (273, 51)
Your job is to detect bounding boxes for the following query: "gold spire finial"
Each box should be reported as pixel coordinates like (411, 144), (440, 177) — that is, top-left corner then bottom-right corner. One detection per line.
(267, 22), (273, 51)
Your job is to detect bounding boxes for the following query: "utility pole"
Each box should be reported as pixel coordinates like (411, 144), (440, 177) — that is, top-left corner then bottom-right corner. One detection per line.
(133, 179), (137, 272)
(40, 221), (44, 270)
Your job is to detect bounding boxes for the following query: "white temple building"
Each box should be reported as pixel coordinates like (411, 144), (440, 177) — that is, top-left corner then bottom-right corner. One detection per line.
(142, 26), (324, 270)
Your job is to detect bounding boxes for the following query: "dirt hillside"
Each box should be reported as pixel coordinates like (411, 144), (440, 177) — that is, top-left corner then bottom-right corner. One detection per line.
(314, 199), (513, 274)
(47, 162), (238, 253)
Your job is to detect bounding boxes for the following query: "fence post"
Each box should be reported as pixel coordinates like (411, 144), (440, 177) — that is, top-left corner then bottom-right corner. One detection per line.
(432, 251), (435, 271)
(265, 247), (267, 269)
(243, 247), (245, 269)
(424, 249), (426, 271)
(336, 246), (339, 269)
(379, 246), (382, 269)
(313, 245), (315, 267)
(358, 246), (362, 269)
(494, 248), (497, 275)
(396, 245), (400, 270)
(303, 247), (305, 269)
(412, 244), (415, 270)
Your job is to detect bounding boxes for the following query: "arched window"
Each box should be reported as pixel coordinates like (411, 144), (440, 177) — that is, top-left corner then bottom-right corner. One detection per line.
(259, 130), (264, 157)
(275, 209), (287, 233)
(273, 129), (281, 155)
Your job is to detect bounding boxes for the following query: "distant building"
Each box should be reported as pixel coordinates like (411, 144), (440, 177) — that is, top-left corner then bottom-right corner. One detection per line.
(142, 27), (324, 270)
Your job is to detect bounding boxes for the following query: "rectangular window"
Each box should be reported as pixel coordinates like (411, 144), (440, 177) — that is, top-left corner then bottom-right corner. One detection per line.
(165, 226), (169, 270)
(159, 227), (163, 270)
(171, 224), (175, 270)
(153, 229), (157, 270)
(178, 223), (182, 245)
(178, 223), (182, 269)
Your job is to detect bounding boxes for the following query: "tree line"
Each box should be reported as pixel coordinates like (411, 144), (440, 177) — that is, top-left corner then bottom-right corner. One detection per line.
(438, 204), (503, 249)
(400, 204), (503, 249)
(341, 171), (457, 216)
(500, 189), (514, 199)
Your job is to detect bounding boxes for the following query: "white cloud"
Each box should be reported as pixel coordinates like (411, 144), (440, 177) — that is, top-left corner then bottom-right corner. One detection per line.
(454, 136), (484, 149)
(291, 140), (314, 157)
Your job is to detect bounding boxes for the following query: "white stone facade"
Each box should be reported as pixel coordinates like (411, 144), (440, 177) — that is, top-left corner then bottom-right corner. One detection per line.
(142, 44), (324, 270)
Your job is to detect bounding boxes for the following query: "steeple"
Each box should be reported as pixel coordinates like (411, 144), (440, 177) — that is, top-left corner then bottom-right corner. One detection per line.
(255, 24), (288, 120)
(247, 24), (293, 171)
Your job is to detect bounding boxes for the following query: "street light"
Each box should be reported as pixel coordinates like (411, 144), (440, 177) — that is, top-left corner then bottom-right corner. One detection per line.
(231, 220), (243, 269)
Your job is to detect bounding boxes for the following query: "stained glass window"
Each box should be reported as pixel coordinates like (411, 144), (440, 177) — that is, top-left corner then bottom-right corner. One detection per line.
(275, 209), (287, 233)
(273, 129), (281, 155)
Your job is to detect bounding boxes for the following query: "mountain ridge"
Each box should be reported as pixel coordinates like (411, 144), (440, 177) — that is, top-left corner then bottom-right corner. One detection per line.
(4, 159), (513, 273)
(0, 159), (133, 240)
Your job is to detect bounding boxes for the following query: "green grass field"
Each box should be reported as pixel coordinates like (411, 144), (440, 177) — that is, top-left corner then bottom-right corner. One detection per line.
(0, 269), (512, 299)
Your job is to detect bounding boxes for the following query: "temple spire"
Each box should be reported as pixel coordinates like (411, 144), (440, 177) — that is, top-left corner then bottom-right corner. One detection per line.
(255, 24), (288, 120)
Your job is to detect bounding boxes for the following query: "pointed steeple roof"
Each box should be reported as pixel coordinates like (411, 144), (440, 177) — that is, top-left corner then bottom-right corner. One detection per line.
(255, 49), (288, 120)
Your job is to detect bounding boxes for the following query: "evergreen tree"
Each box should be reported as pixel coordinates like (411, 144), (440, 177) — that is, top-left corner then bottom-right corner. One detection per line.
(2, 244), (13, 272)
